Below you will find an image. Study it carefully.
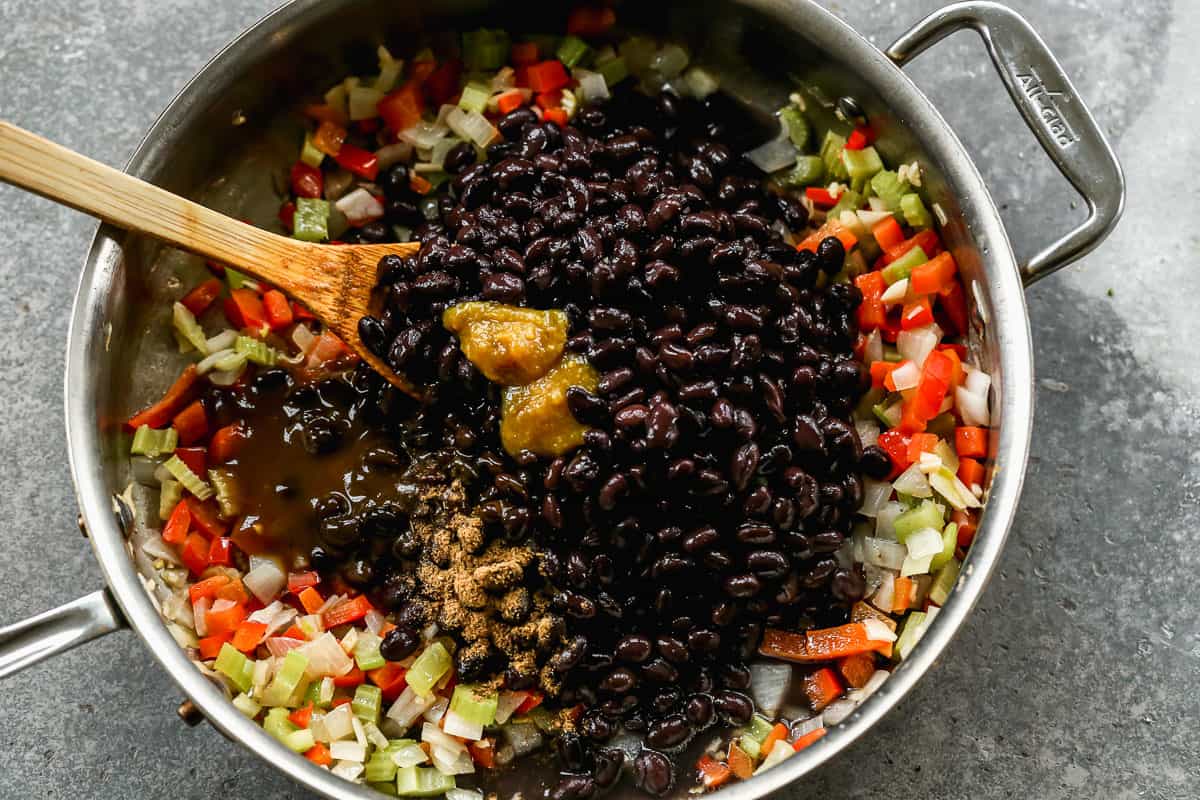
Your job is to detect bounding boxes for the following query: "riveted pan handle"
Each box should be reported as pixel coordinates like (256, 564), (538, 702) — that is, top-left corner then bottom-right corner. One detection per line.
(0, 590), (125, 679)
(886, 1), (1125, 286)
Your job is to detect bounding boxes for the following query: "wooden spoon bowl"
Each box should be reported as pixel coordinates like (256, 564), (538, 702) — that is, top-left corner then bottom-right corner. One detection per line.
(0, 121), (423, 398)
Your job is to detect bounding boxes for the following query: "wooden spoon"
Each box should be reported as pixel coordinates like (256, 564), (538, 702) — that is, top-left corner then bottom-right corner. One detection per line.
(0, 121), (423, 398)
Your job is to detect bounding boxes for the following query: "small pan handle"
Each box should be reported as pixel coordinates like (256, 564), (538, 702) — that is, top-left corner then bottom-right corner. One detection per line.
(886, 1), (1125, 286)
(0, 590), (125, 679)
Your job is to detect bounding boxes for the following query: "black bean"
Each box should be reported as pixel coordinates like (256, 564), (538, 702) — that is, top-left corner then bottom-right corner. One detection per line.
(713, 690), (754, 724)
(634, 749), (675, 797)
(380, 626), (420, 661)
(646, 714), (691, 750)
(616, 634), (654, 663)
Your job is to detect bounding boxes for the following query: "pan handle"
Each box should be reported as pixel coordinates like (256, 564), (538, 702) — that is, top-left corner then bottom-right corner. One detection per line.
(886, 1), (1125, 286)
(0, 590), (126, 679)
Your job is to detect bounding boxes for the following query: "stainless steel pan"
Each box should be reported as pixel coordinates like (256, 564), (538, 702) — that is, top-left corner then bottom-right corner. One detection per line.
(0, 1), (1123, 797)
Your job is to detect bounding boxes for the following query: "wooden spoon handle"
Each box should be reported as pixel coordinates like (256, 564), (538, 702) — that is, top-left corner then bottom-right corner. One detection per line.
(0, 121), (312, 292)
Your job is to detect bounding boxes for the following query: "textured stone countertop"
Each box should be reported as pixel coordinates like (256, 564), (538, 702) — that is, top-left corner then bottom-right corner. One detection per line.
(0, 1), (1194, 798)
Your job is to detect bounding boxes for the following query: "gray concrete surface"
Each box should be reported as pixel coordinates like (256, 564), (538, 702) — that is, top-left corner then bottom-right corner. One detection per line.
(0, 0), (1195, 798)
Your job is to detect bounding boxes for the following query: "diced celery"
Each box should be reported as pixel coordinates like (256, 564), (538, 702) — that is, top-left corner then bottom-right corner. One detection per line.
(370, 782), (400, 797)
(737, 734), (762, 760)
(232, 692), (261, 718)
(355, 633), (386, 671)
(779, 105), (810, 149)
(881, 245), (928, 285)
(131, 424), (178, 457)
(303, 679), (329, 709)
(933, 439), (959, 475)
(894, 609), (933, 660)
(283, 727), (316, 753)
(458, 82), (491, 115)
(263, 650), (310, 707)
(449, 684), (499, 728)
(208, 469), (239, 519)
(214, 643), (254, 693)
(929, 558), (961, 606)
(353, 684), (384, 722)
(292, 197), (330, 242)
(873, 398), (903, 429)
(365, 754), (399, 783)
(173, 302), (209, 355)
(744, 715), (774, 743)
(234, 335), (278, 367)
(396, 765), (456, 797)
(828, 189), (863, 221)
(894, 500), (946, 543)
(224, 266), (250, 290)
(842, 146), (884, 189)
(406, 642), (451, 698)
(930, 523), (959, 572)
(163, 455), (213, 501)
(618, 36), (657, 74)
(929, 466), (982, 511)
(556, 35), (591, 68)
(900, 192), (933, 229)
(927, 412), (957, 440)
(263, 707), (297, 743)
(462, 29), (510, 71)
(300, 134), (325, 168)
(595, 55), (629, 87)
(819, 130), (849, 180)
(870, 169), (911, 212)
(778, 155), (824, 188)
(159, 478), (182, 521)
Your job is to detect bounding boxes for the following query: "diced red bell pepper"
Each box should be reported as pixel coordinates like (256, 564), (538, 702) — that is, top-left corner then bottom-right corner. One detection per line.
(323, 595), (374, 628)
(902, 349), (956, 431)
(854, 271), (887, 332)
(297, 587), (325, 615)
(278, 201), (296, 230)
(955, 426), (988, 458)
(312, 120), (347, 157)
(333, 666), (366, 688)
(900, 296), (934, 331)
(727, 743), (754, 779)
(567, 5), (617, 36)
(495, 90), (528, 115)
(535, 90), (563, 110)
(871, 216), (905, 251)
(797, 219), (858, 255)
(198, 632), (233, 660)
(958, 457), (986, 489)
(468, 739), (496, 769)
(526, 60), (570, 93)
(876, 429), (912, 478)
(287, 571), (321, 594)
(292, 301), (316, 322)
(289, 702), (315, 729)
(304, 743), (333, 767)
(184, 497), (228, 539)
(424, 59), (463, 107)
(367, 663), (409, 702)
(289, 161), (324, 199)
(173, 445), (206, 476)
(906, 432), (939, 464)
(232, 620), (268, 653)
(938, 280), (969, 336)
(838, 653), (876, 689)
(510, 41), (539, 65)
(304, 104), (347, 126)
(542, 107), (569, 127)
(262, 289), (294, 331)
(224, 288), (268, 332)
(697, 754), (733, 789)
(357, 118), (381, 135)
(171, 400), (208, 447)
(883, 228), (942, 265)
(514, 690), (544, 715)
(910, 251), (958, 295)
(378, 83), (425, 132)
(208, 422), (245, 465)
(801, 667), (844, 711)
(162, 500), (192, 545)
(281, 625), (307, 641)
(208, 536), (234, 567)
(845, 129), (868, 151)
(805, 186), (840, 208)
(126, 365), (200, 431)
(180, 532), (211, 576)
(793, 728), (828, 751)
(869, 361), (900, 390)
(180, 279), (223, 316)
(334, 143), (380, 182)
(216, 578), (251, 605)
(206, 601), (249, 637)
(189, 575), (231, 604)
(953, 509), (978, 547)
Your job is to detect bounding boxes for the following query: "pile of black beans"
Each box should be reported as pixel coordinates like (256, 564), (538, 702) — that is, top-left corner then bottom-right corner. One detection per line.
(353, 87), (875, 798)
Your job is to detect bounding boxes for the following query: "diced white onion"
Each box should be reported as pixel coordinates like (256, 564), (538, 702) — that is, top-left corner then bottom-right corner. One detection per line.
(330, 740), (367, 762)
(298, 632), (354, 679)
(431, 745), (476, 775)
(365, 721), (390, 750)
(335, 188), (385, 225)
(855, 419), (880, 449)
(243, 561), (287, 605)
(196, 347), (236, 376)
(682, 66), (720, 98)
(375, 141), (414, 170)
(442, 709), (484, 740)
(821, 697), (858, 725)
(205, 329), (238, 353)
(363, 609), (386, 636)
(754, 738), (795, 774)
(447, 789), (485, 800)
(501, 722), (544, 757)
(494, 691), (526, 725)
(387, 685), (437, 728)
(861, 537), (906, 570)
(748, 661), (792, 718)
(856, 209), (893, 228)
(867, 195), (888, 212)
(900, 552), (934, 577)
(331, 761), (364, 781)
(423, 696), (449, 723)
(423, 722), (469, 754)
(252, 658), (272, 696)
(889, 360), (920, 392)
(391, 742), (429, 768)
(956, 386), (990, 426)
(446, 107), (499, 148)
(874, 501), (905, 539)
(207, 360), (247, 386)
(399, 121), (448, 150)
(794, 714), (824, 736)
(746, 131), (797, 173)
(858, 479), (892, 518)
(352, 714), (368, 747)
(896, 323), (942, 367)
(863, 617), (898, 644)
(323, 703), (355, 742)
(863, 329), (883, 366)
(892, 463), (933, 498)
(872, 570), (895, 611)
(859, 669), (890, 699)
(965, 366), (991, 397)
(881, 278), (909, 306)
(264, 636), (305, 657)
(906, 528), (944, 560)
(573, 69), (610, 104)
